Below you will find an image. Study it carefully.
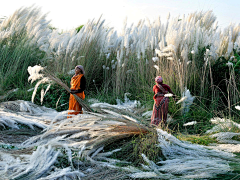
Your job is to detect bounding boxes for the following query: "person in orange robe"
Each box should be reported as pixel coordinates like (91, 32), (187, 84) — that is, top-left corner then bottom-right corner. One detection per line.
(67, 65), (86, 118)
(151, 76), (176, 126)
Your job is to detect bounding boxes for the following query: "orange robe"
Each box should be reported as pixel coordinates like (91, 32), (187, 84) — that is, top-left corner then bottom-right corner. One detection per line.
(67, 74), (85, 118)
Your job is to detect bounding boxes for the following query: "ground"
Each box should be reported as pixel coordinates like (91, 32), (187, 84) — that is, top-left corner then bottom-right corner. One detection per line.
(0, 128), (41, 144)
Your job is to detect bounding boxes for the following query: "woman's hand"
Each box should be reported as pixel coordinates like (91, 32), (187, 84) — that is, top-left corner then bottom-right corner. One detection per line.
(155, 92), (162, 97)
(70, 90), (78, 94)
(173, 96), (178, 102)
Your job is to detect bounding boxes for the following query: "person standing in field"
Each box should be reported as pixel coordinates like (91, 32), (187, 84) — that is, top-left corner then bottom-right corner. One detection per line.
(67, 65), (86, 118)
(151, 76), (175, 126)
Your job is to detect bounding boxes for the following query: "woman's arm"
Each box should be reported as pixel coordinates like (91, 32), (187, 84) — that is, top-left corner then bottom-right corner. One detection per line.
(168, 88), (177, 101)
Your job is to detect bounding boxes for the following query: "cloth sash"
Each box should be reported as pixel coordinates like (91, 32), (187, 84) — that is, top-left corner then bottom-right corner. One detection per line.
(156, 83), (168, 94)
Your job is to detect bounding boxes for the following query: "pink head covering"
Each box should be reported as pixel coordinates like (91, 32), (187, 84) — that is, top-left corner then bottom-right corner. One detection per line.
(76, 65), (85, 75)
(155, 76), (163, 84)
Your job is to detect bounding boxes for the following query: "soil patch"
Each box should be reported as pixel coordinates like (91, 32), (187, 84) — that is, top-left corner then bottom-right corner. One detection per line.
(0, 128), (42, 144)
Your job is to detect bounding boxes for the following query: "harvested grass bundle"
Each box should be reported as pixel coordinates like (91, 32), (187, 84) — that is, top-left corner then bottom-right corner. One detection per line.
(2, 100), (240, 179)
(44, 69), (93, 112)
(28, 65), (93, 112)
(1, 100), (148, 154)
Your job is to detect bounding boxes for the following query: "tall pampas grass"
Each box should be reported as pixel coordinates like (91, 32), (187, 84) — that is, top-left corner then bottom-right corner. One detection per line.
(28, 65), (93, 112)
(0, 6), (52, 94)
(2, 6), (240, 104)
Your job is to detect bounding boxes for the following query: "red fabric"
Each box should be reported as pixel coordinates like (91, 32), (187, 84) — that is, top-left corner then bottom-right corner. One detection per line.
(151, 84), (171, 125)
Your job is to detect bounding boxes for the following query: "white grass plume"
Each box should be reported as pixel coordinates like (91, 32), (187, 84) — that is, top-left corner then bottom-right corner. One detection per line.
(183, 121), (197, 126)
(206, 117), (240, 134)
(176, 96), (187, 104)
(210, 132), (240, 144)
(27, 65), (45, 84)
(38, 167), (84, 180)
(3, 146), (60, 180)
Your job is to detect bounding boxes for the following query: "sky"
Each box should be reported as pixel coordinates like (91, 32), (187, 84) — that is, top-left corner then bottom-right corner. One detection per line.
(0, 0), (239, 31)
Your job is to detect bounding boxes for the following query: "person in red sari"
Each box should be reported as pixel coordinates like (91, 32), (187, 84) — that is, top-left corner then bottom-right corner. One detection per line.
(67, 65), (86, 118)
(151, 76), (175, 126)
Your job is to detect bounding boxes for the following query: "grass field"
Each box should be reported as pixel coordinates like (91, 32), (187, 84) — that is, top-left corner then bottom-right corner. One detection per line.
(0, 6), (240, 179)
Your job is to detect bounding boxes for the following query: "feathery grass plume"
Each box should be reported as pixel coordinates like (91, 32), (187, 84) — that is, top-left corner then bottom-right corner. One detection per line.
(210, 132), (240, 144)
(154, 129), (236, 179)
(91, 93), (141, 112)
(0, 6), (51, 93)
(1, 146), (59, 179)
(2, 99), (240, 179)
(36, 168), (84, 179)
(118, 128), (238, 179)
(1, 7), (240, 101)
(176, 96), (187, 104)
(28, 65), (51, 103)
(28, 65), (45, 83)
(3, 99), (148, 153)
(209, 144), (240, 153)
(183, 121), (197, 126)
(2, 7), (240, 178)
(235, 105), (240, 110)
(153, 65), (159, 72)
(0, 100), (59, 129)
(142, 110), (152, 118)
(206, 117), (240, 134)
(181, 88), (195, 114)
(164, 93), (173, 97)
(226, 61), (233, 67)
(0, 145), (83, 179)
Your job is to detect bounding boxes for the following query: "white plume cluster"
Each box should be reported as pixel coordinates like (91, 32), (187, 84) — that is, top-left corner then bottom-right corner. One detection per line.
(0, 6), (51, 46)
(183, 121), (197, 126)
(0, 100), (59, 129)
(176, 87), (195, 114)
(1, 6), (240, 179)
(204, 117), (240, 153)
(208, 144), (240, 153)
(210, 132), (240, 144)
(90, 93), (141, 113)
(1, 100), (240, 179)
(0, 145), (84, 180)
(88, 129), (237, 179)
(27, 65), (52, 104)
(206, 117), (240, 134)
(181, 88), (195, 113)
(0, 100), (147, 179)
(2, 6), (239, 97)
(127, 129), (236, 179)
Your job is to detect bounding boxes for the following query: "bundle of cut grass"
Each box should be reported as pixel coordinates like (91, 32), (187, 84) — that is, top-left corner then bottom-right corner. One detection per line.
(2, 100), (240, 179)
(28, 65), (93, 112)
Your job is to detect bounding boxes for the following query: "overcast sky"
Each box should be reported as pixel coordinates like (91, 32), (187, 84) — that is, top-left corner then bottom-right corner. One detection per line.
(0, 0), (239, 31)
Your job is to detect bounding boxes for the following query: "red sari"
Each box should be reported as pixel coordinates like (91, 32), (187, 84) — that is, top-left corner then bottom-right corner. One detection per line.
(151, 84), (171, 125)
